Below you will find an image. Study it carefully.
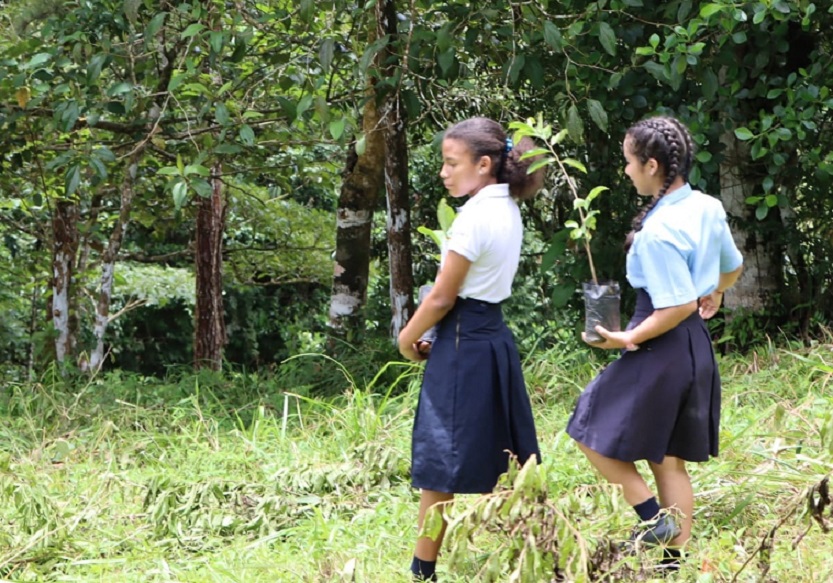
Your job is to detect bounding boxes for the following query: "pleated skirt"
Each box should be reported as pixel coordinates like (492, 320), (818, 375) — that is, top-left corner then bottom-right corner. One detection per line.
(566, 289), (721, 463)
(411, 297), (541, 494)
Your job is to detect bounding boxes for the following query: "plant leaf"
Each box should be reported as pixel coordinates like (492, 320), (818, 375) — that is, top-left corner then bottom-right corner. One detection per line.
(566, 104), (584, 144)
(598, 22), (617, 56)
(562, 158), (587, 173)
(587, 99), (608, 132)
(437, 198), (457, 233)
(543, 21), (563, 52)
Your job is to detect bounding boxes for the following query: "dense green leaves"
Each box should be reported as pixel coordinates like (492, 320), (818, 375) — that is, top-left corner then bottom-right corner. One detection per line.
(1, 0), (833, 372)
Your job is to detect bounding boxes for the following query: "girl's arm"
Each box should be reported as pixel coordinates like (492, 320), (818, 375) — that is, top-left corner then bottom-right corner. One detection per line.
(398, 251), (471, 361)
(716, 264), (744, 292)
(699, 264), (744, 319)
(587, 301), (698, 350)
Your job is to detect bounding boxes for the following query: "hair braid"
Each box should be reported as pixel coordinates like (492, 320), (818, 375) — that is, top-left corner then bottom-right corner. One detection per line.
(624, 116), (694, 250)
(658, 122), (681, 198)
(667, 117), (695, 180)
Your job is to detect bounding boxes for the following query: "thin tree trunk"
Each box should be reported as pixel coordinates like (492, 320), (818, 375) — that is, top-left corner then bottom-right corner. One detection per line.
(718, 131), (781, 313)
(328, 55), (386, 340)
(89, 157), (140, 373)
(377, 0), (414, 339)
(27, 280), (40, 380)
(77, 192), (103, 275)
(51, 200), (79, 364)
(779, 202), (812, 339)
(194, 163), (227, 370)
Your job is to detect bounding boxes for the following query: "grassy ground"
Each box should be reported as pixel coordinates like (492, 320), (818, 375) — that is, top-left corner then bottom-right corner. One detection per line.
(1, 338), (832, 582)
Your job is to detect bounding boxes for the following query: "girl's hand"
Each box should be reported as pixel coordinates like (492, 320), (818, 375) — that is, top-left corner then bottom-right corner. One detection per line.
(398, 333), (427, 362)
(416, 340), (432, 357)
(698, 290), (723, 320)
(583, 326), (639, 351)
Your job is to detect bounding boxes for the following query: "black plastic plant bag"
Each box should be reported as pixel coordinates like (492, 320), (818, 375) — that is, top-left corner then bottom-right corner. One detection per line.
(418, 284), (438, 344)
(583, 281), (621, 343)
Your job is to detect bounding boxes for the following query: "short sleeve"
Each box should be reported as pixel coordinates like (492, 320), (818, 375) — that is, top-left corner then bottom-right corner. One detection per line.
(718, 219), (743, 272)
(446, 210), (481, 262)
(637, 233), (697, 308)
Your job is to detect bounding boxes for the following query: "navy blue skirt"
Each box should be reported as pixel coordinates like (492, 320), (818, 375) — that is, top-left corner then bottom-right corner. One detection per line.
(566, 289), (721, 463)
(411, 297), (541, 494)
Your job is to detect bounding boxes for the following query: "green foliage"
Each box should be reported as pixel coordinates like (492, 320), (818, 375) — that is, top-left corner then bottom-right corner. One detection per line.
(142, 476), (293, 543)
(629, 0), (833, 333)
(406, 144), (459, 289)
(418, 0), (833, 342)
(107, 282), (332, 376)
(224, 185), (335, 288)
(0, 0), (352, 370)
(0, 243), (31, 369)
(102, 182), (335, 375)
(115, 263), (196, 308)
(107, 301), (195, 373)
(416, 198), (457, 255)
(442, 456), (628, 582)
(2, 0), (832, 372)
(2, 341), (833, 580)
(712, 306), (775, 352)
(511, 115), (610, 286)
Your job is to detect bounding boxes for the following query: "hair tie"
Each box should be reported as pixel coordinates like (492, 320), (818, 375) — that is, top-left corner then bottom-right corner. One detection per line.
(504, 137), (514, 153)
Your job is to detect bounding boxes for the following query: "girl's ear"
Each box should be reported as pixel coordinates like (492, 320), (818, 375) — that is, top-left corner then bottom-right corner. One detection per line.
(646, 158), (659, 176)
(478, 155), (492, 174)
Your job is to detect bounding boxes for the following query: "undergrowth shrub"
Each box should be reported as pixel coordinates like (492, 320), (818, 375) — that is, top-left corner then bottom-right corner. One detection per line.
(1, 340), (833, 581)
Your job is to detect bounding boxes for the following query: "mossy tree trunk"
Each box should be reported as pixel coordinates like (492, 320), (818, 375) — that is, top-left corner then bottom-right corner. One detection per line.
(194, 163), (227, 371)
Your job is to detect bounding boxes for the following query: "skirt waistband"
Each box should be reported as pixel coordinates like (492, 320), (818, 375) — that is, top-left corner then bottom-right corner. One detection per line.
(435, 296), (506, 339)
(454, 296), (503, 310)
(633, 288), (702, 327)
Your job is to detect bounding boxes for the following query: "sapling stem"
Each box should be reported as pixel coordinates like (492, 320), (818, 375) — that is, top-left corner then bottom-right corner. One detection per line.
(510, 116), (605, 287)
(552, 151), (599, 286)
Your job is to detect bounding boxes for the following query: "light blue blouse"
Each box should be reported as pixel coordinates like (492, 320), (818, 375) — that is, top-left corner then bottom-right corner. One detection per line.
(626, 184), (744, 309)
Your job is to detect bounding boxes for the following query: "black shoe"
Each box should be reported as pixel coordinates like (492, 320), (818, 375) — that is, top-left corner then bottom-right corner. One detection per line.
(631, 514), (681, 546)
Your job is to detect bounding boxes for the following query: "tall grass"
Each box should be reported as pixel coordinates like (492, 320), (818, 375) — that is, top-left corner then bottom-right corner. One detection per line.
(0, 338), (832, 582)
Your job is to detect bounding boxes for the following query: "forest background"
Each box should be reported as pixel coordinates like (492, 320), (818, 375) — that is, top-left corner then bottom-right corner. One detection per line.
(1, 0), (833, 581)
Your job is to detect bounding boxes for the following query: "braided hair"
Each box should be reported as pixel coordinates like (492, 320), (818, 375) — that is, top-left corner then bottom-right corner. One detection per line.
(624, 116), (695, 250)
(444, 117), (544, 200)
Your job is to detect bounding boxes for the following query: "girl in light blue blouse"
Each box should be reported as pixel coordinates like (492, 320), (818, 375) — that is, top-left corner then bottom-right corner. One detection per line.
(566, 116), (744, 572)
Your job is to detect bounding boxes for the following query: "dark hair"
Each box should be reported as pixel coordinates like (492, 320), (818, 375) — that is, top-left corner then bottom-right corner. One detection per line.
(443, 117), (544, 200)
(624, 116), (695, 250)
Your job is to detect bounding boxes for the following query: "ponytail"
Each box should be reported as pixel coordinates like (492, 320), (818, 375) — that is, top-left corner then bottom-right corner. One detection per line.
(444, 117), (544, 200)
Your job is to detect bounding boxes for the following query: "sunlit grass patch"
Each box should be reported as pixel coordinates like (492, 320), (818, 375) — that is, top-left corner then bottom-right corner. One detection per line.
(0, 341), (832, 581)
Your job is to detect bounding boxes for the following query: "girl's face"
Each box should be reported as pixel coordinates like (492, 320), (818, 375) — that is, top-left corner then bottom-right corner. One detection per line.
(439, 138), (490, 198)
(623, 136), (660, 197)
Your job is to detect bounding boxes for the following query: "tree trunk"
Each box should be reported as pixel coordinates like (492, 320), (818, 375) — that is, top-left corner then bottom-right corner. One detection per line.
(718, 131), (781, 312)
(89, 157), (139, 373)
(328, 55), (386, 340)
(377, 0), (414, 339)
(51, 200), (79, 364)
(27, 281), (40, 380)
(194, 163), (227, 370)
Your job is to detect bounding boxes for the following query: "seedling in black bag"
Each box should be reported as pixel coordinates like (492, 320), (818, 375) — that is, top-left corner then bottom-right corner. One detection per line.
(509, 115), (621, 342)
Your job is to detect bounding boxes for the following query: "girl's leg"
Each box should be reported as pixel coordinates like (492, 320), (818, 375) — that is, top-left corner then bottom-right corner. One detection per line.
(415, 489), (454, 560)
(648, 456), (693, 545)
(576, 442), (653, 505)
